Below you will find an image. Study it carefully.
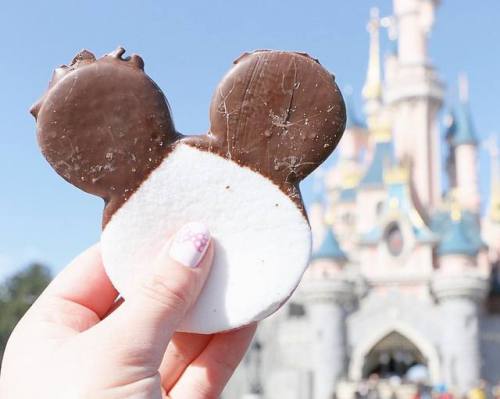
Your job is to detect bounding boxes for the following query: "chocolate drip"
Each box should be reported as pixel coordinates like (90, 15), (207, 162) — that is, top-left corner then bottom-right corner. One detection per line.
(32, 48), (346, 227)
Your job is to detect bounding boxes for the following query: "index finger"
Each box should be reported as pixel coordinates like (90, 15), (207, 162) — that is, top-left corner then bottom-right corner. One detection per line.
(40, 244), (119, 320)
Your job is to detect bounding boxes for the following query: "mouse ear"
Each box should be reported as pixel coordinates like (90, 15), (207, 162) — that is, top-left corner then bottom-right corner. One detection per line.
(207, 51), (346, 188)
(33, 48), (177, 213)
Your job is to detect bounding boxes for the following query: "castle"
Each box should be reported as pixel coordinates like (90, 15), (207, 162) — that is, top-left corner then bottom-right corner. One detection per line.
(224, 1), (500, 398)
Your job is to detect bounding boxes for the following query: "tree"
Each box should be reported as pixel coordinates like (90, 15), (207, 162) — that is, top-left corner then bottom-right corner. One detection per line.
(0, 263), (52, 364)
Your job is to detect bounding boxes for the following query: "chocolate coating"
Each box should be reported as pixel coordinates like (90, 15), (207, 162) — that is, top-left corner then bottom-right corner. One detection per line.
(32, 48), (177, 225)
(184, 50), (346, 206)
(32, 48), (346, 227)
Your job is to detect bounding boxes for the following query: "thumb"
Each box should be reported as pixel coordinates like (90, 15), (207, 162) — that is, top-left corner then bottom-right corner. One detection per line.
(101, 222), (213, 367)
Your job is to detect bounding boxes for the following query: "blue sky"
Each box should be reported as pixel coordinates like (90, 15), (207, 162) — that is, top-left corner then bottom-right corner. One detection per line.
(0, 1), (498, 280)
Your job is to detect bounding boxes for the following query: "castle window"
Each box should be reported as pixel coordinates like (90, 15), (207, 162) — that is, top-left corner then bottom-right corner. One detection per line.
(342, 212), (354, 225)
(288, 302), (306, 318)
(385, 223), (404, 257)
(376, 201), (385, 216)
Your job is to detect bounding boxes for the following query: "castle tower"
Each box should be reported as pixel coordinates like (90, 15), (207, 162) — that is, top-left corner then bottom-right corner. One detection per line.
(301, 226), (354, 399)
(385, 0), (444, 209)
(452, 75), (480, 212)
(432, 275), (488, 395)
(432, 207), (488, 394)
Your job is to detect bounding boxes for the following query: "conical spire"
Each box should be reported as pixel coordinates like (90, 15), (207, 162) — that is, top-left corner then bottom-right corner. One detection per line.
(452, 74), (478, 146)
(437, 213), (482, 257)
(311, 224), (347, 262)
(362, 8), (382, 103)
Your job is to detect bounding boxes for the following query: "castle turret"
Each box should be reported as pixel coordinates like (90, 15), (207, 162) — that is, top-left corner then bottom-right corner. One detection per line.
(301, 226), (354, 399)
(452, 75), (480, 213)
(432, 273), (488, 395)
(432, 207), (488, 395)
(394, 0), (438, 65)
(437, 207), (483, 261)
(386, 0), (444, 209)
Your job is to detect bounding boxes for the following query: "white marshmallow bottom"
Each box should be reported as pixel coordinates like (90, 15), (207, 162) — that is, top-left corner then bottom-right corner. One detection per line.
(101, 143), (311, 333)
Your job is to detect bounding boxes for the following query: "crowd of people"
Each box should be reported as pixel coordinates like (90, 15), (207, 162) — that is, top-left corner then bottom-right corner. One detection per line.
(351, 375), (500, 399)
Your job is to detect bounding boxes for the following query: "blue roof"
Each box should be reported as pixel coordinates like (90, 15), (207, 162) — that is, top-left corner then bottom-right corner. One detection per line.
(360, 141), (394, 187)
(431, 211), (484, 257)
(311, 228), (347, 262)
(338, 187), (357, 202)
(449, 102), (478, 146)
(345, 95), (366, 130)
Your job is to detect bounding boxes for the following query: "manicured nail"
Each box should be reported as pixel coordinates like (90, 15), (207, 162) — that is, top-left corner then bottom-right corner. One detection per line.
(169, 222), (211, 268)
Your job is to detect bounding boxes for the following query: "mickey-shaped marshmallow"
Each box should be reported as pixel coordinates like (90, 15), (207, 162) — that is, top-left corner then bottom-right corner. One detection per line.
(31, 48), (346, 333)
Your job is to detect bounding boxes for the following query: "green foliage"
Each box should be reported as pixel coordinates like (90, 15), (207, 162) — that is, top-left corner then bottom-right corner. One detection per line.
(0, 263), (52, 364)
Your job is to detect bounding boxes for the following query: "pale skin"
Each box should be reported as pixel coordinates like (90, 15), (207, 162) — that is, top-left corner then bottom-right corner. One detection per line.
(0, 235), (256, 398)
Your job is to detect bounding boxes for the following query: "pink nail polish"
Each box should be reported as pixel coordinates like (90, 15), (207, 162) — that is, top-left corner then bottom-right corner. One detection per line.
(169, 222), (210, 268)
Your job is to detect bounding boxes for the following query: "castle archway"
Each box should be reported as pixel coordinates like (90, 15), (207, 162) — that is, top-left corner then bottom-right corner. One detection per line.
(362, 331), (426, 379)
(349, 323), (441, 384)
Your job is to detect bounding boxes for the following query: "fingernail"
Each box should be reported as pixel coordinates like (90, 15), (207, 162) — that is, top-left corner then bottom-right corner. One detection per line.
(169, 222), (211, 268)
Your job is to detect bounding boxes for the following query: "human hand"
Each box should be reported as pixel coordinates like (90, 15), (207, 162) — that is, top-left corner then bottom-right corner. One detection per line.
(0, 222), (256, 399)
